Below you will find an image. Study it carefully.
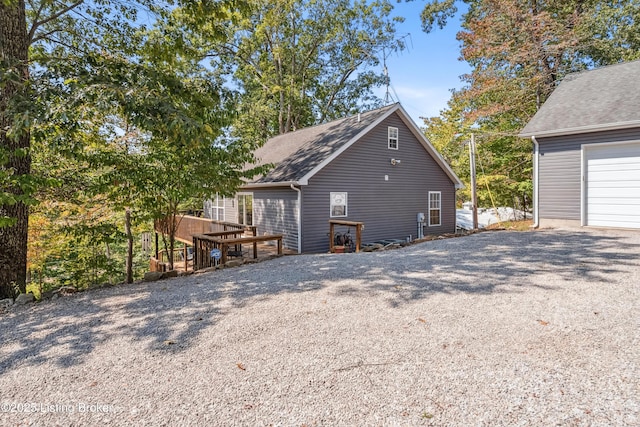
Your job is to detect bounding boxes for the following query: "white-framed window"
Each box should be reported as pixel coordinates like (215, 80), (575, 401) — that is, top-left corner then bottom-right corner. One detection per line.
(388, 126), (398, 150)
(210, 195), (225, 220)
(428, 191), (441, 226)
(330, 192), (348, 217)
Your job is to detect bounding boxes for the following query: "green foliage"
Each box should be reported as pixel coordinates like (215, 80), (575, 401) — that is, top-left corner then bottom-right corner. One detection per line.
(20, 0), (266, 283)
(580, 0), (640, 65)
(420, 0), (457, 33)
(420, 0), (640, 212)
(164, 0), (405, 139)
(28, 201), (152, 291)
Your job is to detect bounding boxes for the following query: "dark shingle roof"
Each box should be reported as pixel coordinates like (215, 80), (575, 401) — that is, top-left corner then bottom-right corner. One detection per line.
(244, 103), (462, 188)
(250, 104), (398, 184)
(520, 60), (640, 137)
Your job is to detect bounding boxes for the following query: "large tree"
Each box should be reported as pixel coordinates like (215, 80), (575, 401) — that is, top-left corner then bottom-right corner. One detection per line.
(420, 0), (640, 212)
(1, 1), (31, 298)
(2, 0), (152, 298)
(162, 0), (405, 142)
(22, 0), (264, 284)
(1, 0), (237, 296)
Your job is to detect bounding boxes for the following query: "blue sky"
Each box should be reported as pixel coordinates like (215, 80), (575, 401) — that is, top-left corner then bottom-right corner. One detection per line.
(373, 1), (471, 124)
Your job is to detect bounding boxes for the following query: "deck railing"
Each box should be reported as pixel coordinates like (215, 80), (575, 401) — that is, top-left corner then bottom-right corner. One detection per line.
(192, 232), (284, 271)
(192, 231), (245, 270)
(154, 215), (256, 245)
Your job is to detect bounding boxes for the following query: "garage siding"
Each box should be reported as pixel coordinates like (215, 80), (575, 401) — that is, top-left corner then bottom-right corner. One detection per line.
(538, 128), (640, 220)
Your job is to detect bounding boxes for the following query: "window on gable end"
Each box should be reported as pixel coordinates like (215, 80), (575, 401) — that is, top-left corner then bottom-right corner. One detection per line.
(388, 126), (398, 150)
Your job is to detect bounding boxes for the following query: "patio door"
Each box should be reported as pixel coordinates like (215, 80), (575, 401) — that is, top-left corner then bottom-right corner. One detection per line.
(238, 194), (253, 226)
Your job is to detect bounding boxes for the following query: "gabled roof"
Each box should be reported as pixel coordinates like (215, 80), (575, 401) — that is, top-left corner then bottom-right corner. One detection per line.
(245, 103), (463, 188)
(519, 60), (640, 138)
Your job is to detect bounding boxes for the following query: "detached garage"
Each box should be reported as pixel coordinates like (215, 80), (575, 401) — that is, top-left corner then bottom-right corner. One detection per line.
(520, 60), (640, 230)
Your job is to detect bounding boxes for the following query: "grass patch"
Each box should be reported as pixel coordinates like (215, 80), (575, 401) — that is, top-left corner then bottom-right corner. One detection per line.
(485, 219), (533, 231)
(25, 283), (42, 300)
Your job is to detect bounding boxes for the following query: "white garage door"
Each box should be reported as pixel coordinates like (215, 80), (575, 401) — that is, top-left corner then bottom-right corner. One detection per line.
(585, 142), (640, 229)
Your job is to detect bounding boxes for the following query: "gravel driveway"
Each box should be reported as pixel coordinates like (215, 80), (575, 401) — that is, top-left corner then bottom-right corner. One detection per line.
(1, 229), (639, 426)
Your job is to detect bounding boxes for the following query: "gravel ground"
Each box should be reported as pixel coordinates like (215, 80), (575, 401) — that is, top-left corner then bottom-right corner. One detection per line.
(1, 228), (639, 427)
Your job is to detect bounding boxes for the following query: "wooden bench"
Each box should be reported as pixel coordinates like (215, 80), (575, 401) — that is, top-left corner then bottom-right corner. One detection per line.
(210, 234), (284, 264)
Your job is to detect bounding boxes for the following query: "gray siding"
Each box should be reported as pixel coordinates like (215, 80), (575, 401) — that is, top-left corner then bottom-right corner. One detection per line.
(538, 128), (640, 220)
(224, 196), (239, 224)
(301, 113), (456, 253)
(253, 188), (299, 251)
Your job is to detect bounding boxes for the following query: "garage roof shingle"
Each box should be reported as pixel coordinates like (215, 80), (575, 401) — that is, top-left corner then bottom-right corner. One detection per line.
(519, 60), (640, 138)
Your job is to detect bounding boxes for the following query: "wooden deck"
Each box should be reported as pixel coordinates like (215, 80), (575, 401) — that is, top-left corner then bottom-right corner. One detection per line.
(151, 215), (292, 272)
(192, 233), (286, 270)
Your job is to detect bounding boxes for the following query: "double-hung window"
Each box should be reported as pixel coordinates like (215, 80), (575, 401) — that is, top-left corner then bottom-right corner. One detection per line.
(330, 192), (348, 217)
(388, 127), (398, 150)
(211, 195), (225, 221)
(428, 191), (441, 226)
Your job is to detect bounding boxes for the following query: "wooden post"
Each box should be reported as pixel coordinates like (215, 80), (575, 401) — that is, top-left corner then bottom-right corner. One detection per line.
(277, 237), (283, 255)
(192, 236), (198, 271)
(329, 222), (335, 253)
(184, 243), (187, 272)
(253, 241), (258, 259)
(329, 220), (363, 253)
(221, 243), (228, 264)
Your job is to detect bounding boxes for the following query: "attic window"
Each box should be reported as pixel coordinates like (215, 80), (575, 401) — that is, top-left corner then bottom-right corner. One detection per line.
(388, 127), (398, 150)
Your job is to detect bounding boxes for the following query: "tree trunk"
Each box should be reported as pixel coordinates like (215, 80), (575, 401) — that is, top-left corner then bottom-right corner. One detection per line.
(125, 208), (133, 283)
(0, 1), (31, 299)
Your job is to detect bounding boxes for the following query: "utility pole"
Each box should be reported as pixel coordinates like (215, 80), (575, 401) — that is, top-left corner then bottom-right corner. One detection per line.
(469, 133), (478, 230)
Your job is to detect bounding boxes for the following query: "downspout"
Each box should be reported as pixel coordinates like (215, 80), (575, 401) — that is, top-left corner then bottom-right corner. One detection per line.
(290, 184), (302, 253)
(531, 136), (540, 229)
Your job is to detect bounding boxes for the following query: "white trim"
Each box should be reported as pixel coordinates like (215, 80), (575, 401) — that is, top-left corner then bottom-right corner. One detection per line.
(531, 136), (539, 228)
(237, 193), (253, 226)
(519, 120), (640, 139)
(296, 104), (464, 189)
(297, 106), (400, 185)
(330, 192), (348, 218)
(241, 181), (302, 189)
(394, 105), (465, 189)
(290, 184), (302, 254)
(580, 146), (586, 226)
(210, 194), (226, 221)
(428, 191), (442, 226)
(388, 126), (399, 150)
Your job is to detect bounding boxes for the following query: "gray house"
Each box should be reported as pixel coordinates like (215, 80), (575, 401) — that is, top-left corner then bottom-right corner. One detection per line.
(205, 103), (463, 253)
(520, 60), (640, 230)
